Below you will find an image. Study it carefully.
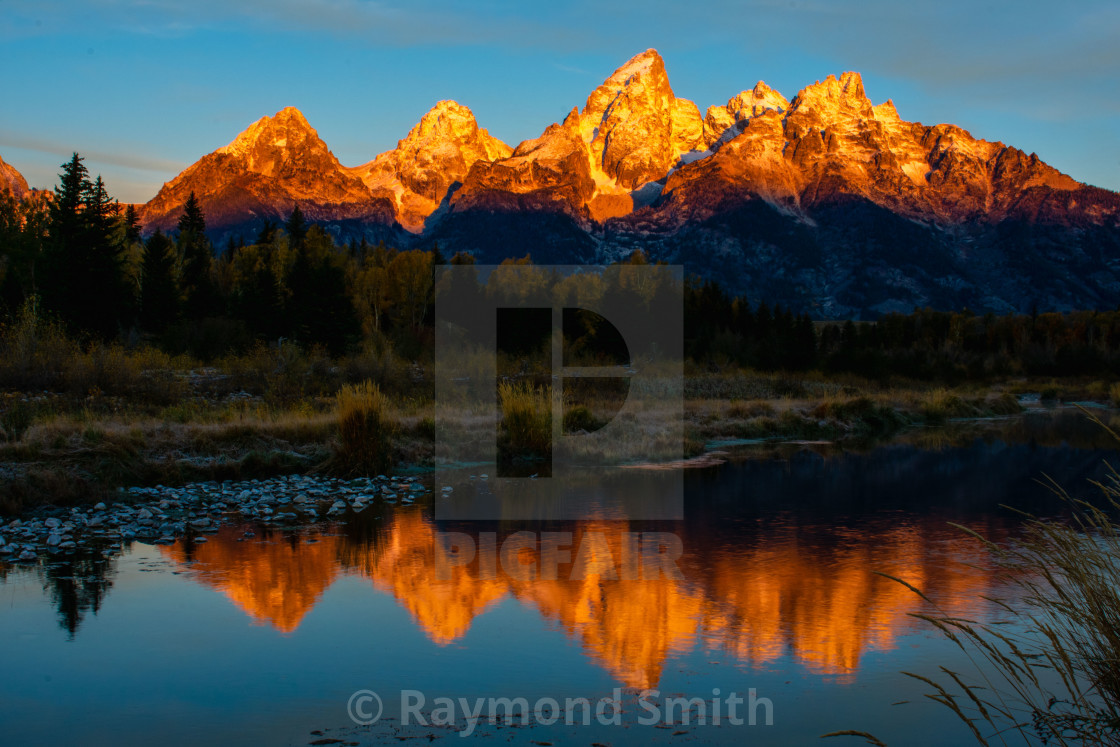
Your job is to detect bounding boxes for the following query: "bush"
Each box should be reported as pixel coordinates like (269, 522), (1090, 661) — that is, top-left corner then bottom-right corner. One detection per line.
(334, 380), (396, 474)
(563, 405), (603, 433)
(920, 388), (974, 424)
(0, 399), (35, 442)
(987, 391), (1023, 416)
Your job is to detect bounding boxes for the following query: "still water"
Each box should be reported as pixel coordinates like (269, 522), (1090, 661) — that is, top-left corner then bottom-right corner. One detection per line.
(1, 416), (1115, 745)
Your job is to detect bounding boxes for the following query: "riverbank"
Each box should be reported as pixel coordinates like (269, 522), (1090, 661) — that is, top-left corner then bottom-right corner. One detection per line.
(1, 357), (1117, 515)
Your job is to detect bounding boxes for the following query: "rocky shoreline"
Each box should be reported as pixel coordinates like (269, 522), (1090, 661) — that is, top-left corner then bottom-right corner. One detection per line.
(0, 474), (430, 564)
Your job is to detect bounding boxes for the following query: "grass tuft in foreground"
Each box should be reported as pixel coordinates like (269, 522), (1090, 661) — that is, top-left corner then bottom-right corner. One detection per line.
(497, 380), (551, 460)
(332, 381), (397, 475)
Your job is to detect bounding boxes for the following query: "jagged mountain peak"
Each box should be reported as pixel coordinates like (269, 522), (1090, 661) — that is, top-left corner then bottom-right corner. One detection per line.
(348, 100), (512, 233)
(395, 100), (511, 162)
(217, 106), (319, 159)
(702, 83), (789, 147)
(141, 106), (385, 234)
(577, 48), (704, 190)
(136, 52), (1120, 321)
(790, 72), (873, 119)
(602, 48), (665, 87)
(582, 49), (674, 133)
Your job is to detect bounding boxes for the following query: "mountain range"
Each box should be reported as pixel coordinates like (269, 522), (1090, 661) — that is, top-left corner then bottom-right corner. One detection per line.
(8, 49), (1120, 317)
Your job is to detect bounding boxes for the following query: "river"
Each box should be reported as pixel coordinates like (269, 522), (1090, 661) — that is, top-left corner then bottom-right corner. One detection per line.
(0, 410), (1116, 745)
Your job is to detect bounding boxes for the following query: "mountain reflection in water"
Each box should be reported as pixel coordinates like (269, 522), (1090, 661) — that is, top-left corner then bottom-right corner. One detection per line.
(156, 507), (1005, 689)
(14, 431), (1112, 690)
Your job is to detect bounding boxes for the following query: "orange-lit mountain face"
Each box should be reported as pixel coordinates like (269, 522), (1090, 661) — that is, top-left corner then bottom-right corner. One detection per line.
(142, 107), (396, 236)
(138, 49), (1120, 316)
(346, 100), (512, 233)
(0, 155), (29, 200)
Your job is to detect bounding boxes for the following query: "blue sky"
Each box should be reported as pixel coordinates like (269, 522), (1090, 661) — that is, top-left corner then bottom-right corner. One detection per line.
(1, 0), (1117, 203)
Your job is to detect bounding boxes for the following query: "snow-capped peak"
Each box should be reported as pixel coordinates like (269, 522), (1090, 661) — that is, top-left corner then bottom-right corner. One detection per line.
(603, 48), (664, 88)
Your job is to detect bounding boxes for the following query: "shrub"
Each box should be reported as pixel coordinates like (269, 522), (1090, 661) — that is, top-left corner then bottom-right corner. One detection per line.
(335, 380), (396, 474)
(562, 405), (603, 433)
(920, 388), (974, 424)
(987, 391), (1023, 416)
(0, 399), (35, 442)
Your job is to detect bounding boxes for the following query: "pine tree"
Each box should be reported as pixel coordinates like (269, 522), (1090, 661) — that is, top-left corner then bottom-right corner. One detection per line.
(123, 204), (142, 245)
(255, 220), (277, 247)
(84, 175), (129, 336)
(40, 154), (130, 337)
(284, 206), (306, 248)
(0, 190), (47, 316)
(176, 192), (215, 320)
(139, 229), (179, 333)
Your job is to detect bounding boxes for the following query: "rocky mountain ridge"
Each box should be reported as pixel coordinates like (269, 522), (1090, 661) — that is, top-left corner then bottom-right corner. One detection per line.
(17, 48), (1117, 317)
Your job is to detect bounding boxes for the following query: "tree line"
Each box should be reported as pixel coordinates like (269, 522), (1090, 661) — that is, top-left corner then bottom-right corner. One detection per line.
(0, 154), (444, 358)
(3, 153), (1120, 381)
(685, 279), (1120, 380)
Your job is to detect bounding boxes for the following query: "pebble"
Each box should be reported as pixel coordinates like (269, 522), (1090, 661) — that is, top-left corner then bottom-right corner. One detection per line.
(0, 473), (434, 563)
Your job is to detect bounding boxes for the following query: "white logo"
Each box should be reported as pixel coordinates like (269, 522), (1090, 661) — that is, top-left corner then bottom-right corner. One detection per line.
(347, 689), (383, 726)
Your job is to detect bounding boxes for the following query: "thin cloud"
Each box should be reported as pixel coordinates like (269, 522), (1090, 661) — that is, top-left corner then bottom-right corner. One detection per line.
(553, 63), (593, 76)
(0, 131), (186, 174)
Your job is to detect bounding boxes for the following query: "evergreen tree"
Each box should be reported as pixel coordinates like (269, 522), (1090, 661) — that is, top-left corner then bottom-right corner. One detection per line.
(40, 154), (130, 337)
(234, 264), (284, 339)
(138, 229), (179, 333)
(284, 205), (306, 248)
(285, 237), (314, 338)
(255, 220), (277, 247)
(0, 191), (49, 316)
(176, 192), (216, 320)
(122, 204), (142, 245)
(283, 226), (358, 354)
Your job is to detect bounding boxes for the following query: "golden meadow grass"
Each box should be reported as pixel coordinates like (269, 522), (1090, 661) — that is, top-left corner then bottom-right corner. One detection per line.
(334, 380), (397, 474)
(497, 380), (551, 457)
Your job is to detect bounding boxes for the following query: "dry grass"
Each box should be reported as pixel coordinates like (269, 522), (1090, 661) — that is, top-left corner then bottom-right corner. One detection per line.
(333, 380), (397, 474)
(0, 301), (189, 405)
(1110, 382), (1120, 409)
(497, 380), (552, 458)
